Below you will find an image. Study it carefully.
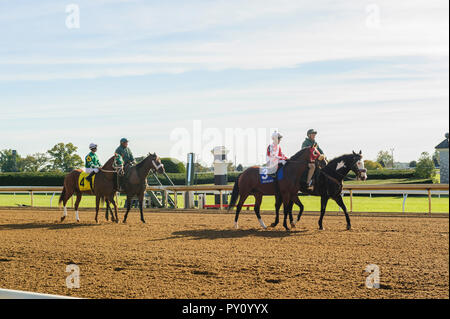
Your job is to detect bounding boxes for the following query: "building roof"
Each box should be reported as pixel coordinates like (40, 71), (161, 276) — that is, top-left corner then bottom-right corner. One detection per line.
(435, 133), (449, 149)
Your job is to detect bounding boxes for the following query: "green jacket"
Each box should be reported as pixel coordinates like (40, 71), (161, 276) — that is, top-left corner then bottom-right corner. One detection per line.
(85, 152), (101, 168)
(301, 138), (324, 154)
(115, 145), (135, 165)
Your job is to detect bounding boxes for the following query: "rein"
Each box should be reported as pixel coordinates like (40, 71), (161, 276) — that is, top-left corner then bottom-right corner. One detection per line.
(320, 170), (342, 186)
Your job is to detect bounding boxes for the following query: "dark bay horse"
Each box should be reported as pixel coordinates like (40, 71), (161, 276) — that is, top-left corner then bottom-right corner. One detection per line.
(228, 149), (312, 231)
(287, 151), (368, 231)
(59, 156), (119, 223)
(122, 153), (165, 224)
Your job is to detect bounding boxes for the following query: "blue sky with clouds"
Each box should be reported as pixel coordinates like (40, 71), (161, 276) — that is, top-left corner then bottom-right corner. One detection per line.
(0, 0), (448, 165)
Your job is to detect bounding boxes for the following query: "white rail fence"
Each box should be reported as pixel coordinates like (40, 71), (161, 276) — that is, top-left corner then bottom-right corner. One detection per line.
(0, 184), (448, 214)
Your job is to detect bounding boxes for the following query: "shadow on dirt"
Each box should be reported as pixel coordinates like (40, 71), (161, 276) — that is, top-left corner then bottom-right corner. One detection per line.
(151, 228), (309, 241)
(0, 222), (100, 231)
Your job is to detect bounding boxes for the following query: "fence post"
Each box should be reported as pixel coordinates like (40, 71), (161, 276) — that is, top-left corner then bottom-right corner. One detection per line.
(428, 189), (432, 215)
(349, 189), (353, 213)
(30, 191), (34, 207)
(174, 191), (178, 209)
(219, 190), (223, 210)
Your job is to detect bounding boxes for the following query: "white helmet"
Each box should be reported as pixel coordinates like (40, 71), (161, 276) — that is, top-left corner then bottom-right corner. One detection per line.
(272, 131), (283, 141)
(89, 143), (98, 150)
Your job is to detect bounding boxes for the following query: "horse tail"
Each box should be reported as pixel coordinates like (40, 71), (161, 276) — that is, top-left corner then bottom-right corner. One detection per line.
(58, 187), (66, 207)
(228, 173), (242, 211)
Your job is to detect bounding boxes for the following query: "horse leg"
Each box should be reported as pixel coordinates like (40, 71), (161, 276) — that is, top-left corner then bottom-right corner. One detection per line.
(234, 193), (249, 229)
(123, 196), (132, 223)
(111, 197), (119, 223)
(292, 196), (304, 227)
(139, 193), (145, 224)
(253, 193), (266, 229)
(95, 196), (101, 224)
(74, 192), (82, 222)
(288, 200), (295, 228)
(271, 195), (282, 228)
(282, 195), (292, 231)
(105, 200), (110, 222)
(318, 196), (329, 230)
(334, 195), (351, 230)
(60, 188), (74, 222)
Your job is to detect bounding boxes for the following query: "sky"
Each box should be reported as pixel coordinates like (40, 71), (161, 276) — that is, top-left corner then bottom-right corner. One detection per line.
(0, 0), (448, 166)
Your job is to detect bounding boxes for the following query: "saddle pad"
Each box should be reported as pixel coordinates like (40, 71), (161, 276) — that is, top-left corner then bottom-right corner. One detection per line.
(260, 166), (284, 184)
(78, 172), (96, 192)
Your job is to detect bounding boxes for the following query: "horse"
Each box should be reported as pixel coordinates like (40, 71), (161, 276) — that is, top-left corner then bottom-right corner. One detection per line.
(228, 148), (312, 231)
(59, 156), (119, 223)
(270, 155), (328, 228)
(285, 151), (368, 231)
(122, 153), (165, 224)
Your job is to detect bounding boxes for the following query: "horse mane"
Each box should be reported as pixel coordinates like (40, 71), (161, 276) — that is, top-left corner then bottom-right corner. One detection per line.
(327, 153), (360, 165)
(322, 153), (360, 173)
(136, 153), (156, 169)
(289, 148), (309, 161)
(102, 156), (115, 169)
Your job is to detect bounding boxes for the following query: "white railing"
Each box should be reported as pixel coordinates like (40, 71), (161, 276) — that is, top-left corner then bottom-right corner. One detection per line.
(0, 184), (448, 214)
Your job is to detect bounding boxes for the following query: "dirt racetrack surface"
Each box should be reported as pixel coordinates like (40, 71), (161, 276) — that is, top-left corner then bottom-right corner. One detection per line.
(0, 208), (448, 299)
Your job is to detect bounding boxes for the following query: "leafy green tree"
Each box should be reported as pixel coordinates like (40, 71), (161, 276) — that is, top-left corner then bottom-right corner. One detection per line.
(415, 152), (436, 179)
(376, 150), (393, 168)
(47, 143), (83, 172)
(18, 153), (49, 172)
(194, 162), (211, 173)
(0, 149), (21, 172)
(161, 158), (186, 173)
(364, 160), (382, 170)
(409, 160), (417, 168)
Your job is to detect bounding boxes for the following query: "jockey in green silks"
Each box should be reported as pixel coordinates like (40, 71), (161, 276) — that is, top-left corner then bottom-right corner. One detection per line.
(114, 138), (135, 191)
(85, 143), (102, 187)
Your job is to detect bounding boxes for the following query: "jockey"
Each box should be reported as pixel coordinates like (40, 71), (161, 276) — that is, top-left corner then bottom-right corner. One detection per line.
(306, 143), (323, 190)
(114, 152), (125, 192)
(115, 138), (135, 169)
(85, 143), (101, 187)
(266, 131), (289, 177)
(302, 129), (324, 154)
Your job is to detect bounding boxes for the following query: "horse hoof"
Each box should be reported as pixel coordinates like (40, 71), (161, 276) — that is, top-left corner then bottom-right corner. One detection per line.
(234, 222), (239, 229)
(270, 223), (277, 228)
(60, 217), (66, 222)
(291, 222), (296, 228)
(76, 220), (80, 223)
(141, 220), (146, 224)
(319, 227), (324, 231)
(346, 226), (352, 231)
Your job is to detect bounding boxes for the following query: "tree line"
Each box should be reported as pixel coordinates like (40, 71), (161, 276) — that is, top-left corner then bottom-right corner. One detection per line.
(0, 143), (83, 173)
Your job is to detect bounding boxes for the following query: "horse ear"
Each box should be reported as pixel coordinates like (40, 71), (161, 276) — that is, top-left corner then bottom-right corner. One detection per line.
(359, 150), (362, 155)
(352, 150), (357, 155)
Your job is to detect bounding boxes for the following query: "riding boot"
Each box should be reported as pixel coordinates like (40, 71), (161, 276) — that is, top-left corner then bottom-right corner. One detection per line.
(86, 171), (95, 190)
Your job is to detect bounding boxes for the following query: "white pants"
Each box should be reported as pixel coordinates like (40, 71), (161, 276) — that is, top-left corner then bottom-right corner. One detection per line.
(85, 168), (99, 174)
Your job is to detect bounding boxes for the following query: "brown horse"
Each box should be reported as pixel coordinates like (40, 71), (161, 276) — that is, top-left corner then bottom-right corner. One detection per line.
(59, 156), (119, 223)
(228, 149), (312, 231)
(122, 153), (165, 224)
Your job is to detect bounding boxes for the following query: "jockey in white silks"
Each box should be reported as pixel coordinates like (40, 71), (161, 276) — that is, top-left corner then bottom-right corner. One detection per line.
(266, 131), (289, 176)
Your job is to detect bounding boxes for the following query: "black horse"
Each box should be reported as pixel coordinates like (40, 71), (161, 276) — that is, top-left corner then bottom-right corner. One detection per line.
(272, 151), (367, 230)
(121, 153), (165, 223)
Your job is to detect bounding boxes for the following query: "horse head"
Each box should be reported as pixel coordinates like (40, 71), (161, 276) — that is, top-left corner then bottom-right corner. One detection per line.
(150, 153), (165, 174)
(351, 150), (367, 181)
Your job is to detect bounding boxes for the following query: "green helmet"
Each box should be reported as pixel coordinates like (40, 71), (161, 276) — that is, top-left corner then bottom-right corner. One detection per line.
(307, 129), (317, 136)
(120, 138), (129, 144)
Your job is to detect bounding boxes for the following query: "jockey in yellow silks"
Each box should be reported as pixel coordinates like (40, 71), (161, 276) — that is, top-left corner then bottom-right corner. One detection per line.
(266, 131), (289, 177)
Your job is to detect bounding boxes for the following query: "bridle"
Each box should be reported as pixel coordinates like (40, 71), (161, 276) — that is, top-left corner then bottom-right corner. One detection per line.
(151, 157), (164, 173)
